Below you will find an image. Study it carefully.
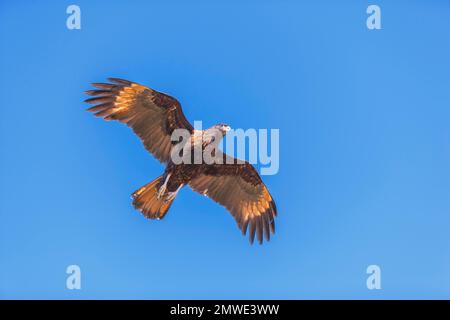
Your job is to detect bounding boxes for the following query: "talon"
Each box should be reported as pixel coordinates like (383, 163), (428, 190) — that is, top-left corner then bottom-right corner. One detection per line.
(157, 173), (171, 199)
(165, 192), (175, 202)
(164, 184), (183, 202)
(157, 185), (166, 199)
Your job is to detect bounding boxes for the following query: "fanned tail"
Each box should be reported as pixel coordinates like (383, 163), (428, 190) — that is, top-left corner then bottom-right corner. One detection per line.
(131, 176), (175, 220)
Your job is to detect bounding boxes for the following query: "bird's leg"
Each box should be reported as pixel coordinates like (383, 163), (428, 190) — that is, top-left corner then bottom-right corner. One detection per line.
(165, 184), (183, 202)
(157, 173), (171, 199)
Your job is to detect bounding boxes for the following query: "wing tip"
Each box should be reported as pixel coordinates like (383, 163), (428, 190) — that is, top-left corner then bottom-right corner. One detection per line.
(244, 201), (277, 245)
(107, 77), (132, 85)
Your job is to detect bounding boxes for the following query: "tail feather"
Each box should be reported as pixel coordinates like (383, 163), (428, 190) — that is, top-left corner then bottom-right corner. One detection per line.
(131, 176), (175, 220)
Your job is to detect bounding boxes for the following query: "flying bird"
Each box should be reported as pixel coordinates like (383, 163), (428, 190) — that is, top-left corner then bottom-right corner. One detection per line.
(85, 78), (277, 244)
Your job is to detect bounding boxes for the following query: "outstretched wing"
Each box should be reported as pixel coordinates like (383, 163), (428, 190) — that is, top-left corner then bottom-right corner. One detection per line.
(189, 154), (277, 244)
(85, 78), (193, 163)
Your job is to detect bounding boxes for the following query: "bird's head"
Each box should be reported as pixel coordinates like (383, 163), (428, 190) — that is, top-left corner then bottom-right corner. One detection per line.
(202, 123), (231, 146)
(212, 123), (231, 136)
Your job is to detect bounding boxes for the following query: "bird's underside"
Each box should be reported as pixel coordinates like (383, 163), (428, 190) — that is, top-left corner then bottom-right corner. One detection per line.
(85, 77), (277, 244)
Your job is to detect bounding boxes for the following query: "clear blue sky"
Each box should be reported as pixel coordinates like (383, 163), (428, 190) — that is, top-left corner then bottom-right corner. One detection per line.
(1, 0), (449, 299)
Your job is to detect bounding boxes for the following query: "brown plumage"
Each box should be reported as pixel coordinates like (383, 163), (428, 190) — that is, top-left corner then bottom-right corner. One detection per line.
(85, 78), (277, 244)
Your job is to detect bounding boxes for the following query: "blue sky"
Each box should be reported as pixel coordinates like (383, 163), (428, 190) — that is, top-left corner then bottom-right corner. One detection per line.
(1, 0), (450, 299)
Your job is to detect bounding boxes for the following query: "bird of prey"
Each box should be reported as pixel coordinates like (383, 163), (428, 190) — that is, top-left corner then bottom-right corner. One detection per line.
(85, 78), (277, 244)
